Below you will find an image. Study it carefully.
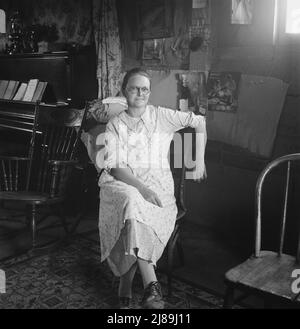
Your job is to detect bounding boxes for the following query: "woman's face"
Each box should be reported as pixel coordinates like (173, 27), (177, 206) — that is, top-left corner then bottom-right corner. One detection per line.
(124, 74), (151, 109)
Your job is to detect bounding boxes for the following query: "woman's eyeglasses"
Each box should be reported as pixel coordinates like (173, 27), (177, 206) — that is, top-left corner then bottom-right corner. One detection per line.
(126, 87), (150, 95)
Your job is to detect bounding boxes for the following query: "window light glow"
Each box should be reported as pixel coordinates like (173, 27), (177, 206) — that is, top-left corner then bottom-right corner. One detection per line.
(286, 0), (300, 33)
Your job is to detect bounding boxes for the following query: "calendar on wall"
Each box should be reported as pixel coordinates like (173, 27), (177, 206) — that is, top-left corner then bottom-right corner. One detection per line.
(188, 0), (212, 72)
(189, 0), (211, 52)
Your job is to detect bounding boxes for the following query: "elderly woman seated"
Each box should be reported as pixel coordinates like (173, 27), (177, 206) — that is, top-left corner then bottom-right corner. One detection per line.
(80, 68), (207, 309)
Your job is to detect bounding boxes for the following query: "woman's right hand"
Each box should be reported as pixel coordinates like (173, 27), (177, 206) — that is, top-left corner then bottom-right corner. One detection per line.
(139, 186), (163, 208)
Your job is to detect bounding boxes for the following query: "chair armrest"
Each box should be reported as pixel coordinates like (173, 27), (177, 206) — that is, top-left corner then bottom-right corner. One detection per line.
(48, 160), (87, 173)
(0, 156), (30, 161)
(178, 188), (187, 213)
(48, 160), (78, 167)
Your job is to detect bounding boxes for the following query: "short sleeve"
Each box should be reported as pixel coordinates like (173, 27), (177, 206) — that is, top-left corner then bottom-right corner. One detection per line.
(157, 106), (206, 133)
(101, 120), (128, 172)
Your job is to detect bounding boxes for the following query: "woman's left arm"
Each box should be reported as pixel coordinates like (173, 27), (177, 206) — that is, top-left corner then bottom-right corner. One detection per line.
(158, 107), (207, 181)
(192, 117), (207, 181)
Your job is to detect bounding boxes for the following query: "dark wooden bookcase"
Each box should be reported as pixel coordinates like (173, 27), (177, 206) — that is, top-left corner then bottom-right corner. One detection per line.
(0, 47), (97, 156)
(0, 47), (98, 108)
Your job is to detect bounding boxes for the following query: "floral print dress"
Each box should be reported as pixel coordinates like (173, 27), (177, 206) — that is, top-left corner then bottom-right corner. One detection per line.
(98, 105), (205, 276)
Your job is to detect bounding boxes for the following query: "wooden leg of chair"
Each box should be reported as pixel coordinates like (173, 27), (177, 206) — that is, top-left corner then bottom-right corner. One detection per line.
(31, 204), (37, 249)
(223, 283), (235, 309)
(167, 245), (173, 297)
(167, 234), (177, 297)
(176, 238), (185, 267)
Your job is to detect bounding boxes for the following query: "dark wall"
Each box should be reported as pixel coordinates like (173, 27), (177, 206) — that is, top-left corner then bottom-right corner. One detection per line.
(116, 0), (195, 70)
(213, 0), (275, 47)
(186, 0), (300, 254)
(210, 0), (300, 158)
(1, 0), (93, 46)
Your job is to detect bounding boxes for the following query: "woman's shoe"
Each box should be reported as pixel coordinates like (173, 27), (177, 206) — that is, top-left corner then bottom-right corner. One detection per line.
(141, 281), (165, 309)
(118, 297), (133, 309)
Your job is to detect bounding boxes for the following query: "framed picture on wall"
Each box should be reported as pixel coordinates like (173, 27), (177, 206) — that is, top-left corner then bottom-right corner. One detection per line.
(207, 72), (241, 112)
(177, 72), (208, 115)
(231, 0), (253, 25)
(134, 0), (174, 40)
(142, 39), (164, 60)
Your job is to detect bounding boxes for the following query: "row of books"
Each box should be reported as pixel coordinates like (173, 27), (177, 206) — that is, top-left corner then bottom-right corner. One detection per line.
(0, 79), (48, 102)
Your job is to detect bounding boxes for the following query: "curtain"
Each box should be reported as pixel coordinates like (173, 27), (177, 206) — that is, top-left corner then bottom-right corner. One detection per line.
(92, 0), (122, 99)
(0, 9), (5, 33)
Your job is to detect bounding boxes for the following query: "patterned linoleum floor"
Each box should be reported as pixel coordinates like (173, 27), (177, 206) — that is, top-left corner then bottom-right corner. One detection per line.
(0, 237), (228, 309)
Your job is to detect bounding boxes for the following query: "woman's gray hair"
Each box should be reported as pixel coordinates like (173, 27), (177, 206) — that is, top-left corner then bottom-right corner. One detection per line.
(121, 68), (152, 95)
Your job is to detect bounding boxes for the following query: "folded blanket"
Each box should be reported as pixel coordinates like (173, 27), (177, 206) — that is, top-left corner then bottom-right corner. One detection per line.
(88, 97), (128, 123)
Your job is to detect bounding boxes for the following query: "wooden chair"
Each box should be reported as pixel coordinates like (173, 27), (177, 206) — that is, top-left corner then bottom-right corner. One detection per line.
(223, 153), (300, 308)
(165, 128), (190, 296)
(0, 102), (88, 252)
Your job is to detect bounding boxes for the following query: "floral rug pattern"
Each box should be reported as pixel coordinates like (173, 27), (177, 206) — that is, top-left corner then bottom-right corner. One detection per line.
(0, 237), (226, 309)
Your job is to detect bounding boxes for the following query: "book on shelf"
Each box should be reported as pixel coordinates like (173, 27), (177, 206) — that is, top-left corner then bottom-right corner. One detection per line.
(13, 82), (28, 101)
(3, 80), (20, 100)
(0, 80), (9, 98)
(10, 81), (20, 100)
(22, 79), (39, 102)
(31, 81), (48, 102)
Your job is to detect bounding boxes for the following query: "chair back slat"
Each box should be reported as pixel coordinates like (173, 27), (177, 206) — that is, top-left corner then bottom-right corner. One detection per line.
(65, 128), (73, 158)
(36, 129), (48, 191)
(8, 160), (13, 191)
(1, 103), (88, 197)
(279, 161), (291, 256)
(1, 160), (8, 191)
(254, 153), (300, 261)
(60, 128), (69, 156)
(65, 129), (75, 158)
(15, 160), (19, 191)
(25, 103), (40, 191)
(0, 157), (30, 192)
(29, 104), (88, 195)
(54, 127), (65, 157)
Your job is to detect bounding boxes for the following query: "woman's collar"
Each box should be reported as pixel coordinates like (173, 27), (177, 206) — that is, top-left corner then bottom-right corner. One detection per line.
(119, 106), (154, 133)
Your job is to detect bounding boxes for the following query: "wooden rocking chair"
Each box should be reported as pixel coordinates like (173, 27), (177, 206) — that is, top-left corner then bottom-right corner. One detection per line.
(0, 101), (88, 252)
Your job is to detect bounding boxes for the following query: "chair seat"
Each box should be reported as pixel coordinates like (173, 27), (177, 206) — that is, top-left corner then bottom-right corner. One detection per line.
(0, 191), (63, 204)
(225, 250), (299, 301)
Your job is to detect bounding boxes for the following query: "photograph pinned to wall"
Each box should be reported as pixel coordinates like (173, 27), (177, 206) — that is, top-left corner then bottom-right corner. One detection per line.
(189, 0), (211, 71)
(192, 0), (207, 9)
(135, 0), (174, 40)
(231, 0), (253, 25)
(177, 71), (208, 115)
(207, 72), (241, 112)
(142, 38), (165, 63)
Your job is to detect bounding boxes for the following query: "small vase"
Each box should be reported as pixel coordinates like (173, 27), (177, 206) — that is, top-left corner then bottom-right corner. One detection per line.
(38, 40), (49, 53)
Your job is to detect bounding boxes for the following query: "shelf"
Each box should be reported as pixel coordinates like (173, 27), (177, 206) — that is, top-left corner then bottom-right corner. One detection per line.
(0, 52), (69, 59)
(0, 99), (40, 106)
(0, 47), (97, 108)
